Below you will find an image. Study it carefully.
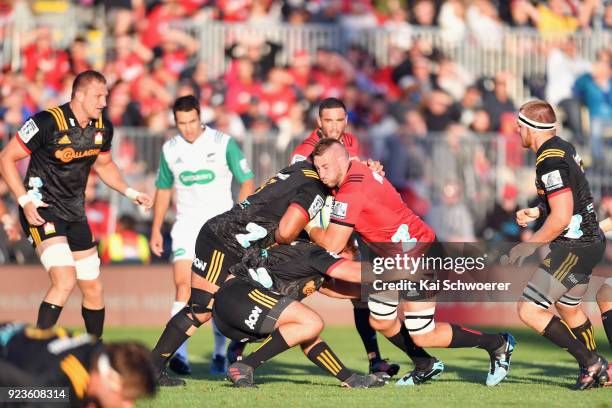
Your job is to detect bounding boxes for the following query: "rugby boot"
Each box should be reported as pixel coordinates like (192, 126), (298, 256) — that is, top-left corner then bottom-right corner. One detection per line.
(341, 373), (386, 388)
(227, 362), (258, 388)
(369, 358), (400, 378)
(574, 355), (609, 390)
(396, 358), (444, 386)
(486, 332), (516, 386)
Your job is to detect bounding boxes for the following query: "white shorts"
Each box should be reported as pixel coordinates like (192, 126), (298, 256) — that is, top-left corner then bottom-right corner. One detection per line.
(171, 219), (206, 262)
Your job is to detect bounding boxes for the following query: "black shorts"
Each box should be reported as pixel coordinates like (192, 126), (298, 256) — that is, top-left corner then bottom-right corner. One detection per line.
(212, 279), (293, 342)
(192, 223), (241, 287)
(540, 240), (606, 289)
(19, 208), (95, 251)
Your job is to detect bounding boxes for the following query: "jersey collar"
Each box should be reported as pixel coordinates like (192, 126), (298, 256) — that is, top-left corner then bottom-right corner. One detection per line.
(535, 135), (559, 157)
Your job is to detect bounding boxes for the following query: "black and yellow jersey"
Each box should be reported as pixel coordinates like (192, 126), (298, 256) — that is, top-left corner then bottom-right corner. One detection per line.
(229, 240), (346, 301)
(534, 136), (602, 246)
(0, 323), (101, 407)
(15, 103), (113, 222)
(206, 161), (329, 257)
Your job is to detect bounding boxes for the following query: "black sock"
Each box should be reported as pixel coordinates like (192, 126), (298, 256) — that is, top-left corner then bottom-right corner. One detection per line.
(602, 310), (612, 349)
(448, 324), (504, 353)
(542, 316), (596, 367)
(571, 319), (597, 351)
(386, 326), (434, 370)
(82, 307), (105, 338)
(353, 306), (381, 361)
(242, 330), (290, 370)
(306, 341), (353, 381)
(151, 310), (195, 373)
(37, 302), (62, 329)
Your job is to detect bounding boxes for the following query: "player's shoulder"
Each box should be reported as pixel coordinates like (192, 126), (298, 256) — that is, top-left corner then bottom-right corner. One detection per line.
(285, 160), (318, 177)
(30, 109), (58, 131)
(536, 145), (570, 171)
(343, 132), (359, 147)
(206, 126), (231, 146)
(162, 134), (184, 152)
(342, 161), (368, 186)
(536, 137), (573, 166)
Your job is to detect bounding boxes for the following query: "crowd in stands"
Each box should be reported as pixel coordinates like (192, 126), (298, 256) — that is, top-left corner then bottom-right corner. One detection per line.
(0, 0), (611, 263)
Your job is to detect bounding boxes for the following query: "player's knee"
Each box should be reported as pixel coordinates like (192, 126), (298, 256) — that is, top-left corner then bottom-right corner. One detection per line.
(596, 281), (612, 305)
(517, 300), (541, 324)
(368, 297), (398, 322)
(368, 315), (394, 332)
(169, 306), (202, 333)
(80, 279), (103, 301)
(188, 288), (213, 324)
(74, 252), (101, 281)
(403, 307), (436, 338)
(302, 313), (325, 338)
(53, 277), (77, 296)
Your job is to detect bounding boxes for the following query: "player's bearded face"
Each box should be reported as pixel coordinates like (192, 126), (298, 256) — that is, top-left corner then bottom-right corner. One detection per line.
(317, 107), (347, 140)
(176, 109), (202, 143)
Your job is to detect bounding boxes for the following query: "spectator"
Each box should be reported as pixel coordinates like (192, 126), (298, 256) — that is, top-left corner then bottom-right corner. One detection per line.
(466, 0), (503, 49)
(573, 54), (612, 164)
(545, 37), (591, 145)
(514, 0), (598, 35)
(20, 26), (70, 92)
(426, 180), (477, 242)
(422, 89), (460, 132)
(438, 0), (466, 45)
(99, 214), (151, 264)
(481, 72), (516, 131)
(480, 183), (521, 242)
(410, 0), (437, 26)
(67, 36), (92, 76)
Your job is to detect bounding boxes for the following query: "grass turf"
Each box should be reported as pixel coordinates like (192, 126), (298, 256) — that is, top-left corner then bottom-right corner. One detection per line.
(102, 326), (611, 408)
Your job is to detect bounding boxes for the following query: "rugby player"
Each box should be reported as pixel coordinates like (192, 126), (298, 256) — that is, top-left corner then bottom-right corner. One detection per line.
(150, 159), (329, 385)
(0, 70), (152, 338)
(597, 217), (612, 348)
(509, 100), (609, 389)
(215, 240), (384, 388)
(289, 98), (360, 164)
(307, 138), (515, 386)
(284, 97), (397, 376)
(0, 322), (156, 407)
(150, 95), (254, 375)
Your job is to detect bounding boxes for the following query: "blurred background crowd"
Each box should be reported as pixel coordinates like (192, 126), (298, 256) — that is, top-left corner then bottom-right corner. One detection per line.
(0, 0), (610, 264)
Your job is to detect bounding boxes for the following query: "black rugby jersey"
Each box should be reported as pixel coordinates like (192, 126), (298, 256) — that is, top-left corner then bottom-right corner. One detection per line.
(206, 160), (328, 257)
(0, 323), (101, 406)
(229, 240), (347, 301)
(534, 136), (602, 246)
(16, 103), (113, 222)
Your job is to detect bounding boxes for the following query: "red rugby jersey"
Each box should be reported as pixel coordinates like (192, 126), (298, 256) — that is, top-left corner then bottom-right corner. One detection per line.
(290, 129), (360, 163)
(329, 161), (435, 248)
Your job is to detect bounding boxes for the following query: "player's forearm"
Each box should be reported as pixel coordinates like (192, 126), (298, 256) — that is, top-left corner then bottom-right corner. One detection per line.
(527, 214), (569, 244)
(151, 189), (172, 232)
(93, 159), (130, 195)
(309, 227), (346, 254)
(237, 179), (254, 202)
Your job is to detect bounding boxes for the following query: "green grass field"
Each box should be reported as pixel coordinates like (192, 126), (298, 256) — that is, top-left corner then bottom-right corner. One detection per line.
(103, 326), (611, 408)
